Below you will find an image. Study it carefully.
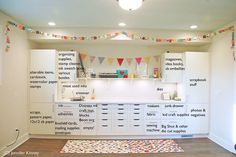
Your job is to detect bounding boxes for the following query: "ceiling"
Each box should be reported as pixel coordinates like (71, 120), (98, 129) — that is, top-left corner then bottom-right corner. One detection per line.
(0, 0), (236, 31)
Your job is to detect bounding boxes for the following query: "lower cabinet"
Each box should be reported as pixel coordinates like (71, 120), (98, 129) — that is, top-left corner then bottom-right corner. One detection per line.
(30, 103), (208, 136)
(29, 103), (55, 134)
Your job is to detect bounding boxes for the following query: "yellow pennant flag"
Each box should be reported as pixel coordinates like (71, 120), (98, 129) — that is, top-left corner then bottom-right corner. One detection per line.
(144, 56), (151, 64)
(107, 57), (114, 65)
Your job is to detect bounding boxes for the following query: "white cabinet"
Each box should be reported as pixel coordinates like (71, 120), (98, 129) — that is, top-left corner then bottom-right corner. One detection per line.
(129, 104), (145, 135)
(185, 104), (208, 134)
(112, 104), (130, 135)
(183, 52), (209, 134)
(57, 51), (78, 81)
(29, 103), (55, 134)
(161, 53), (184, 83)
(184, 52), (209, 103)
(144, 104), (161, 135)
(29, 50), (56, 102)
(54, 103), (80, 135)
(29, 50), (56, 134)
(97, 104), (112, 135)
(79, 104), (97, 135)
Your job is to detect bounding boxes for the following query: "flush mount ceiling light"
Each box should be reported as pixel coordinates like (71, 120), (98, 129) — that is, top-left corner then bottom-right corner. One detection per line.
(117, 0), (144, 11)
(48, 22), (56, 26)
(118, 22), (126, 27)
(190, 25), (198, 29)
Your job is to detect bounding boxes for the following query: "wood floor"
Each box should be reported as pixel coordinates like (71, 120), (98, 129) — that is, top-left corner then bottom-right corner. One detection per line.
(5, 138), (236, 157)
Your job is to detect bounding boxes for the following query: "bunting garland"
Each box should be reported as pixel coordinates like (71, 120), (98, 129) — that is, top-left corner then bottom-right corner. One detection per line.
(6, 21), (234, 44)
(5, 20), (235, 57)
(5, 24), (10, 52)
(232, 32), (235, 61)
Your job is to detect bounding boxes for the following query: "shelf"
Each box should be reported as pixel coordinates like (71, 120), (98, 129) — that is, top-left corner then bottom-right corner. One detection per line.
(59, 78), (162, 83)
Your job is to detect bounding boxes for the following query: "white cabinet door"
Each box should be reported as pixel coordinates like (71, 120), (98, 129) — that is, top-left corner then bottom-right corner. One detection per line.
(54, 103), (80, 135)
(29, 49), (56, 103)
(112, 104), (129, 135)
(160, 104), (186, 120)
(128, 104), (145, 135)
(144, 104), (161, 135)
(29, 103), (55, 134)
(185, 104), (208, 134)
(57, 51), (78, 81)
(161, 53), (184, 83)
(79, 103), (97, 135)
(184, 52), (209, 103)
(97, 104), (112, 135)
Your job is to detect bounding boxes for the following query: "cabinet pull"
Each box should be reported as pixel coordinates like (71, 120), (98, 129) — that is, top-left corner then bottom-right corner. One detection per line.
(102, 125), (108, 127)
(102, 113), (108, 114)
(134, 119), (140, 121)
(134, 113), (140, 114)
(118, 125), (124, 127)
(118, 104), (124, 106)
(118, 119), (124, 121)
(134, 104), (140, 106)
(102, 119), (108, 121)
(102, 104), (108, 106)
(134, 108), (140, 110)
(118, 108), (124, 110)
(118, 113), (124, 114)
(102, 108), (108, 110)
(134, 125), (140, 127)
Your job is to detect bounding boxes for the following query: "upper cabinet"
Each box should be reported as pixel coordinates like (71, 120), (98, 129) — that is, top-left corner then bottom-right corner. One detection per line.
(57, 51), (79, 81)
(184, 52), (209, 103)
(29, 49), (57, 103)
(161, 52), (184, 83)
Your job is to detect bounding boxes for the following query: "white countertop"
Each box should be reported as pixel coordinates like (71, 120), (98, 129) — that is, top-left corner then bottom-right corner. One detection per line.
(55, 99), (184, 104)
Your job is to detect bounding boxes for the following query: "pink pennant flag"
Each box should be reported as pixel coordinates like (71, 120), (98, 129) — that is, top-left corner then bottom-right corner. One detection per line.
(98, 57), (105, 64)
(135, 57), (142, 65)
(117, 58), (124, 66)
(153, 55), (160, 63)
(126, 58), (133, 66)
(90, 56), (95, 64)
(80, 53), (87, 62)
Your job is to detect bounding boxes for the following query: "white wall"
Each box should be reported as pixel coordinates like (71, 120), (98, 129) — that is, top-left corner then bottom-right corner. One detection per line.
(0, 12), (29, 156)
(209, 21), (236, 153)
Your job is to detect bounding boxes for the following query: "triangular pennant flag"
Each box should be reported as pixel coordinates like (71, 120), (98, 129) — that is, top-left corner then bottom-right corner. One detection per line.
(153, 55), (160, 63)
(135, 57), (142, 65)
(90, 56), (95, 64)
(126, 58), (133, 66)
(98, 57), (105, 64)
(117, 58), (124, 66)
(107, 58), (114, 65)
(80, 53), (87, 62)
(144, 56), (151, 64)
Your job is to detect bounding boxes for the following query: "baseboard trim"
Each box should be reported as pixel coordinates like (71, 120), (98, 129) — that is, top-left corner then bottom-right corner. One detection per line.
(209, 133), (235, 154)
(29, 134), (208, 140)
(0, 133), (29, 157)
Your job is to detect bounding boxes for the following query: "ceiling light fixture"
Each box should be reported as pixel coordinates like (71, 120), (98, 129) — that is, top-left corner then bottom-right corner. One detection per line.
(118, 22), (126, 27)
(117, 0), (144, 11)
(190, 25), (198, 29)
(48, 22), (56, 26)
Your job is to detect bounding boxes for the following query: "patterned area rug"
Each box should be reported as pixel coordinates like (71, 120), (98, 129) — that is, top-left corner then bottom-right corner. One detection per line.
(60, 139), (184, 153)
